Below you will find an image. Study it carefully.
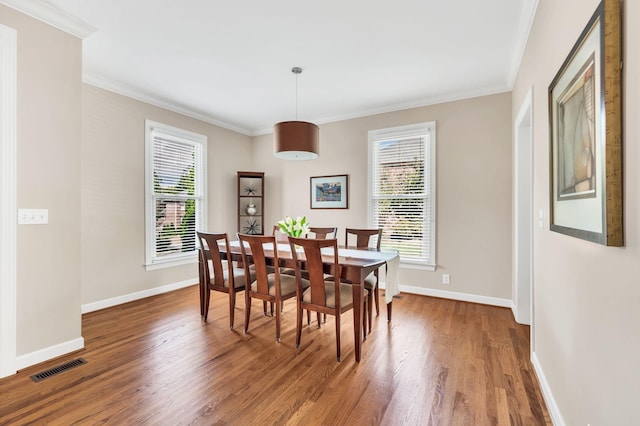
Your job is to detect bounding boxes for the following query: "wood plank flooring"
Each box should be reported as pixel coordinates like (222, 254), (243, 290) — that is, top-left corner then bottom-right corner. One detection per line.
(0, 285), (550, 425)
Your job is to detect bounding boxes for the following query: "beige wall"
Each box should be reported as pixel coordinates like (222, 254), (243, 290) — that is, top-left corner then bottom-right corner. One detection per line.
(81, 85), (252, 304)
(513, 0), (639, 422)
(15, 5), (638, 421)
(252, 93), (513, 300)
(1, 5), (83, 355)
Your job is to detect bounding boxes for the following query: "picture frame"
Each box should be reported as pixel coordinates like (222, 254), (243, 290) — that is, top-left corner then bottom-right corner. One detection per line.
(548, 0), (622, 246)
(310, 175), (349, 209)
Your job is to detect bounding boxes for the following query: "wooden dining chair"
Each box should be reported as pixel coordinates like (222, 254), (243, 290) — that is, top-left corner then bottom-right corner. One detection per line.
(269, 224), (293, 315)
(238, 233), (309, 342)
(289, 237), (368, 361)
(304, 226), (338, 324)
(196, 232), (254, 329)
(345, 228), (382, 332)
(307, 226), (338, 239)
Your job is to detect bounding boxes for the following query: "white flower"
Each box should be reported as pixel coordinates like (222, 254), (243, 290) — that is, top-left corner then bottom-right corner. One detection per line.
(278, 215), (310, 237)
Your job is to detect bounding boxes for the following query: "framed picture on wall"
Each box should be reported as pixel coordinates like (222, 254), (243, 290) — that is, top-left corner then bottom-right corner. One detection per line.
(310, 175), (348, 209)
(548, 0), (622, 246)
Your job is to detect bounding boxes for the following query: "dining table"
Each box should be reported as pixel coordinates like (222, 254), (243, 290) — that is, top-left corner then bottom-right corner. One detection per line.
(208, 239), (400, 362)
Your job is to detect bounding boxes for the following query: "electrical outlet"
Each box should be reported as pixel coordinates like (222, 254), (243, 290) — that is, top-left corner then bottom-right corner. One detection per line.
(442, 273), (450, 285)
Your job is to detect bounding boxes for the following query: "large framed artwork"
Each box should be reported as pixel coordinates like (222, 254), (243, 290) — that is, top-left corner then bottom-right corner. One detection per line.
(548, 0), (622, 246)
(310, 175), (348, 209)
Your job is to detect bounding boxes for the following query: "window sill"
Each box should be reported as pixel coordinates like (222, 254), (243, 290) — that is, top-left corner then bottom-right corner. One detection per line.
(399, 262), (436, 272)
(145, 255), (198, 271)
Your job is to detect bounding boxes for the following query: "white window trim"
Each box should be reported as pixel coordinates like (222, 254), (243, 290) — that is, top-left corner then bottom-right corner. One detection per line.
(368, 121), (436, 269)
(144, 120), (207, 270)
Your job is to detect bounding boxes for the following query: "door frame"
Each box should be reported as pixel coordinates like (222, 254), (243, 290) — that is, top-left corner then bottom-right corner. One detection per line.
(0, 24), (17, 379)
(513, 87), (534, 334)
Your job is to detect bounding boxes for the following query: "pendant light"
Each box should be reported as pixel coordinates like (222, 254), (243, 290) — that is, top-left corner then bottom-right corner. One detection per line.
(273, 67), (319, 160)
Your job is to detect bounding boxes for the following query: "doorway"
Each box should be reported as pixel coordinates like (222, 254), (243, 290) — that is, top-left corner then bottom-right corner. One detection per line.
(514, 87), (533, 332)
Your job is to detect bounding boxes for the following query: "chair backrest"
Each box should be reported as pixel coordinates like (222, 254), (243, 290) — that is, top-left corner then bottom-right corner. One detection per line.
(196, 232), (232, 288)
(272, 224), (289, 243)
(289, 237), (340, 308)
(237, 233), (280, 296)
(307, 227), (338, 239)
(345, 228), (382, 250)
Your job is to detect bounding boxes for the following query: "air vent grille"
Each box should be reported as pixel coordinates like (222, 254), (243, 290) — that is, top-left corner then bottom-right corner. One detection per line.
(30, 358), (87, 382)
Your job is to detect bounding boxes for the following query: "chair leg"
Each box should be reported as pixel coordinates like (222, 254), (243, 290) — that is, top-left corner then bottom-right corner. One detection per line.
(275, 301), (281, 343)
(368, 290), (374, 333)
(374, 286), (380, 316)
(316, 312), (322, 328)
(229, 292), (236, 329)
(362, 297), (368, 340)
(296, 305), (303, 349)
(263, 300), (268, 316)
(307, 310), (311, 325)
(203, 288), (211, 322)
(335, 313), (341, 362)
(199, 281), (204, 317)
(199, 262), (205, 317)
(244, 294), (252, 334)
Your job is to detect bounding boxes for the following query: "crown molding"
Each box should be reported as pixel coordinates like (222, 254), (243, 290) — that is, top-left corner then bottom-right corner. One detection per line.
(82, 73), (253, 136)
(0, 0), (97, 39)
(506, 0), (539, 88)
(86, 71), (510, 138)
(253, 84), (512, 136)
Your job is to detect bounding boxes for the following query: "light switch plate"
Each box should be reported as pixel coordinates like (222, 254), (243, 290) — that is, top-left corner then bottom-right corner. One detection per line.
(18, 208), (48, 224)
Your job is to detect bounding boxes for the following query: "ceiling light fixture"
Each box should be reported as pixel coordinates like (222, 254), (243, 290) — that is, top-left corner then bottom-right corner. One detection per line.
(273, 67), (319, 160)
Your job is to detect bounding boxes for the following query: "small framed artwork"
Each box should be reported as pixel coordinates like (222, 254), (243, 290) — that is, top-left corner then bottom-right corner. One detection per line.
(310, 175), (349, 209)
(548, 0), (622, 246)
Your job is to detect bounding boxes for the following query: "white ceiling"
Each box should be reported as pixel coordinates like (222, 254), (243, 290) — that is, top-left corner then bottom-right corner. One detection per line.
(7, 0), (537, 135)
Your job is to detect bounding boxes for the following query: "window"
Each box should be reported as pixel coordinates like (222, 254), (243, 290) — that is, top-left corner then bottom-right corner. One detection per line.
(145, 120), (206, 270)
(368, 122), (435, 268)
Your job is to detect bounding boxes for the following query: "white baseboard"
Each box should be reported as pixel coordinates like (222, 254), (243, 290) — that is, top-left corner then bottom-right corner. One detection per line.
(16, 337), (85, 371)
(81, 278), (197, 314)
(11, 279), (198, 374)
(510, 300), (532, 325)
(531, 351), (565, 426)
(380, 282), (511, 308)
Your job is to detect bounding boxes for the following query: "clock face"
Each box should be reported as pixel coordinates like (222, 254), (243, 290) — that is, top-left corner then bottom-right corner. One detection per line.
(243, 219), (261, 235)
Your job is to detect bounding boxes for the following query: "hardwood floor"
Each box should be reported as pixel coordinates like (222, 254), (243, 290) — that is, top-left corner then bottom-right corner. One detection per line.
(0, 285), (550, 425)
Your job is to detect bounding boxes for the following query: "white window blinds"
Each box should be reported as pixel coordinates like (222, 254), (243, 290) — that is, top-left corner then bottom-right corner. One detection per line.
(369, 123), (435, 266)
(145, 120), (206, 268)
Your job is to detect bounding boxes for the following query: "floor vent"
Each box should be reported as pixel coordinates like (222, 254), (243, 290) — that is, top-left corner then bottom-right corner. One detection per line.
(30, 358), (87, 382)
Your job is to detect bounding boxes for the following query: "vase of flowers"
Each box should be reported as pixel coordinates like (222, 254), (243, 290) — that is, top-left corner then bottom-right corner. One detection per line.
(277, 216), (310, 238)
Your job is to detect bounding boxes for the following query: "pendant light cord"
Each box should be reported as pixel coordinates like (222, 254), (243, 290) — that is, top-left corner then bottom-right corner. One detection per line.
(292, 66), (302, 121)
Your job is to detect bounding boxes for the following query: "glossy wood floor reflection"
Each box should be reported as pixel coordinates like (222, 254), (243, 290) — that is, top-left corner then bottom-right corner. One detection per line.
(0, 285), (550, 425)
